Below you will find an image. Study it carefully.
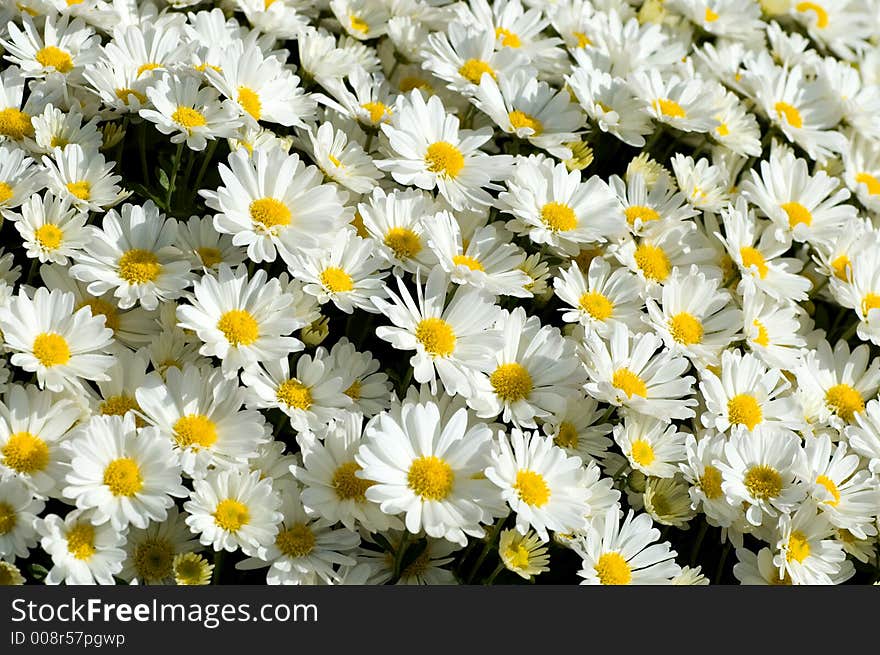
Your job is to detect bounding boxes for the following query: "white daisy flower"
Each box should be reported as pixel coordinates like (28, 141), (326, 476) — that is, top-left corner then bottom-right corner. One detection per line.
(327, 338), (392, 419)
(357, 400), (498, 546)
(184, 467), (282, 554)
(0, 144), (45, 214)
(41, 144), (130, 213)
(0, 477), (45, 561)
(609, 171), (697, 238)
(541, 394), (613, 465)
(30, 104), (102, 155)
(119, 506), (201, 585)
(302, 119), (382, 195)
(741, 284), (807, 370)
(630, 69), (719, 134)
(175, 214), (247, 273)
(773, 502), (853, 585)
(9, 191), (88, 265)
(1, 15), (98, 80)
(679, 431), (741, 528)
(37, 509), (126, 585)
(613, 411), (688, 479)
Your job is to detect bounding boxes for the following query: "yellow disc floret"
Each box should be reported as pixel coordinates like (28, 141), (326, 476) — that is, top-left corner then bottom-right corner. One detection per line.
(490, 363), (534, 402)
(103, 457), (143, 497)
(217, 309), (259, 346)
(514, 469), (550, 507)
(407, 455), (454, 501)
(415, 317), (456, 357)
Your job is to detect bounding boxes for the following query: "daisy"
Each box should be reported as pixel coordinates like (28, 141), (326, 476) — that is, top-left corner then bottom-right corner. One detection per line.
(642, 476), (697, 529)
(574, 507), (681, 585)
(285, 230), (387, 315)
(201, 146), (350, 264)
(140, 73), (242, 151)
(542, 394), (613, 465)
(175, 214), (246, 272)
(795, 338), (880, 429)
(733, 546), (793, 585)
(668, 0), (764, 42)
(0, 477), (44, 561)
(790, 0), (873, 61)
(61, 414), (186, 531)
(499, 157), (625, 256)
(669, 154), (731, 214)
(424, 212), (532, 298)
(800, 433), (879, 539)
(176, 264), (305, 378)
(827, 242), (880, 347)
(468, 307), (582, 428)
(498, 528), (550, 580)
(184, 467), (282, 554)
(356, 400), (498, 546)
(240, 350), (351, 432)
(842, 134), (880, 214)
(69, 201), (192, 311)
(715, 197), (812, 303)
(327, 338), (392, 419)
(0, 67), (37, 142)
(376, 91), (514, 211)
(0, 287), (115, 392)
(741, 284), (807, 370)
(1, 15), (98, 80)
(119, 506), (200, 584)
(362, 531), (458, 585)
(553, 256), (645, 337)
(679, 432), (741, 528)
(38, 510), (127, 585)
(9, 192), (88, 265)
(613, 411), (687, 479)
(741, 149), (856, 248)
(612, 223), (720, 289)
(41, 144), (130, 213)
(302, 119), (382, 195)
(472, 68), (583, 158)
(316, 66), (396, 130)
(609, 171), (697, 238)
(172, 552), (213, 586)
(485, 428), (594, 541)
(719, 426), (806, 527)
(330, 0), (390, 41)
(582, 322), (697, 421)
(236, 480), (360, 585)
(135, 363), (268, 478)
(294, 414), (401, 533)
(699, 349), (801, 435)
(357, 187), (440, 274)
(372, 266), (502, 398)
(847, 399), (880, 473)
(30, 104), (102, 155)
(773, 502), (853, 585)
(630, 69), (719, 134)
(0, 561), (24, 585)
(0, 145), (44, 214)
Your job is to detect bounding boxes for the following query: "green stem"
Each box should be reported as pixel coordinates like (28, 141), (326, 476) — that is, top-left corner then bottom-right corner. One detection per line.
(465, 513), (508, 584)
(484, 562), (505, 585)
(193, 138), (219, 193)
(713, 542), (731, 584)
(138, 122), (149, 185)
(212, 550), (224, 584)
(112, 116), (129, 171)
(179, 147), (197, 209)
(390, 532), (411, 583)
(166, 142), (184, 211)
(690, 521), (708, 567)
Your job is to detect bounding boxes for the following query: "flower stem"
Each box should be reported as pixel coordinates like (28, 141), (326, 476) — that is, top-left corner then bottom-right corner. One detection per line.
(484, 562), (505, 585)
(465, 513), (508, 584)
(166, 142), (185, 211)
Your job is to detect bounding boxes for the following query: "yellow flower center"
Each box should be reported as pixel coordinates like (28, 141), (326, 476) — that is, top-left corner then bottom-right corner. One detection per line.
(625, 205), (661, 226)
(66, 523), (96, 561)
(399, 76), (432, 93)
(32, 332), (70, 367)
(540, 201), (578, 232)
(172, 414), (218, 450)
(514, 469), (550, 507)
(132, 537), (174, 582)
(727, 394), (763, 430)
(331, 461), (373, 502)
(384, 227), (422, 260)
(103, 457), (143, 497)
(78, 299), (119, 333)
(320, 267), (354, 292)
(276, 379), (312, 410)
(35, 46), (74, 73)
(452, 254), (484, 271)
(830, 254), (850, 281)
(780, 201), (812, 228)
(213, 499), (250, 532)
(0, 108), (33, 139)
(344, 379), (362, 400)
(634, 243), (671, 282)
(99, 395), (143, 425)
(407, 455), (454, 501)
(174, 553), (211, 585)
(34, 224), (64, 250)
(716, 122), (730, 137)
(861, 293), (880, 316)
(554, 422), (579, 450)
(752, 319), (770, 347)
(774, 102), (803, 129)
(425, 141), (465, 178)
(490, 362), (533, 402)
(705, 7), (720, 21)
(825, 383), (864, 422)
(136, 62), (161, 77)
(855, 172), (880, 196)
(668, 312), (704, 345)
(595, 551), (632, 585)
(0, 182), (12, 204)
(505, 543), (531, 569)
(743, 465), (782, 500)
(815, 474), (840, 506)
(172, 106), (207, 129)
(118, 248), (162, 284)
(795, 2), (829, 28)
(249, 197), (291, 231)
(349, 14), (369, 34)
(630, 439), (655, 467)
(66, 180), (91, 200)
(361, 101), (390, 124)
(573, 31), (591, 47)
(196, 247), (223, 268)
(699, 465), (723, 500)
(654, 98), (687, 118)
(217, 309), (259, 346)
(115, 88), (147, 105)
(508, 110), (542, 135)
(458, 59), (496, 85)
(612, 367), (648, 398)
(237, 86), (261, 121)
(0, 502), (17, 535)
(275, 523), (315, 558)
(740, 246), (768, 278)
(495, 27), (521, 48)
(415, 317), (456, 357)
(328, 154), (342, 167)
(578, 291), (614, 320)
(786, 530), (811, 563)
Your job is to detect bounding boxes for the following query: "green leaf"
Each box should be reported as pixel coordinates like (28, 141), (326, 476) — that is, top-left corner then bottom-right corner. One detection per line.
(157, 167), (170, 190)
(29, 563), (49, 581)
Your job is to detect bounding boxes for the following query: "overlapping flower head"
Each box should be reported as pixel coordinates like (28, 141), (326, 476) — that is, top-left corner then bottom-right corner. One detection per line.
(0, 0), (879, 587)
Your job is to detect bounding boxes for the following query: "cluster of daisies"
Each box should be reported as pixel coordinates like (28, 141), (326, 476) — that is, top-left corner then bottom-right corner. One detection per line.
(0, 0), (879, 588)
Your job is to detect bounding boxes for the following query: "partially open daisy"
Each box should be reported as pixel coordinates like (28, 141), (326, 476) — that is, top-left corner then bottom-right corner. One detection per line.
(357, 400), (498, 546)
(499, 528), (550, 580)
(773, 502), (853, 585)
(62, 414), (186, 531)
(38, 509), (127, 585)
(41, 144), (130, 213)
(0, 287), (115, 392)
(9, 192), (89, 265)
(327, 338), (393, 419)
(0, 145), (46, 215)
(613, 411), (687, 479)
(119, 506), (200, 585)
